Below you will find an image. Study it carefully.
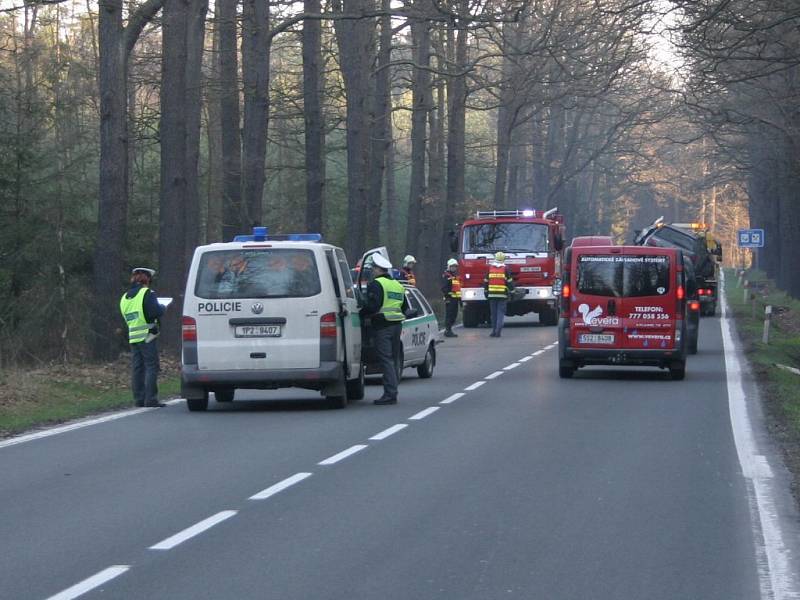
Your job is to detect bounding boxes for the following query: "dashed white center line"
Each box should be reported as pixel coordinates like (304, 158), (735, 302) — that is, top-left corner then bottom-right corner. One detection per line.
(441, 392), (465, 404)
(503, 362), (520, 370)
(149, 511), (237, 551)
(532, 350), (545, 356)
(409, 407), (439, 420)
(519, 356), (533, 362)
(249, 473), (312, 500)
(485, 371), (504, 380)
(46, 566), (130, 600)
(318, 444), (367, 465)
(370, 424), (408, 440)
(464, 381), (486, 391)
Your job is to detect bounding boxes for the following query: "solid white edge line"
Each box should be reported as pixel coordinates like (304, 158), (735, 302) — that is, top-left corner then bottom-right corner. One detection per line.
(409, 407), (439, 420)
(519, 356), (533, 362)
(532, 350), (545, 356)
(149, 511), (237, 551)
(503, 363), (520, 370)
(0, 408), (154, 450)
(46, 566), (130, 600)
(720, 273), (800, 599)
(440, 393), (465, 404)
(249, 473), (312, 500)
(370, 424), (408, 440)
(464, 381), (486, 391)
(318, 444), (367, 465)
(485, 371), (504, 380)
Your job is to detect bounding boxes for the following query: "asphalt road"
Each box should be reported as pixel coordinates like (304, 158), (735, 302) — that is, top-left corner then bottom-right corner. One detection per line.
(1, 313), (797, 599)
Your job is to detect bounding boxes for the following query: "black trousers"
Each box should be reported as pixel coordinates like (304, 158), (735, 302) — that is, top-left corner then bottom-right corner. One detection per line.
(373, 323), (402, 399)
(444, 298), (459, 330)
(131, 340), (160, 406)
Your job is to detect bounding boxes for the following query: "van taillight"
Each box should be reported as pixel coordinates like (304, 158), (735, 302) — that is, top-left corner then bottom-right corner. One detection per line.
(561, 277), (571, 313)
(689, 301), (700, 311)
(182, 316), (197, 342)
(676, 284), (685, 318)
(320, 312), (338, 338)
(677, 285), (685, 300)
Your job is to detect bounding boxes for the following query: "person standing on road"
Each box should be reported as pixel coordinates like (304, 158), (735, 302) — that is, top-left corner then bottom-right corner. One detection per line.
(360, 254), (409, 405)
(399, 255), (418, 287)
(484, 252), (514, 338)
(119, 267), (166, 407)
(441, 258), (461, 338)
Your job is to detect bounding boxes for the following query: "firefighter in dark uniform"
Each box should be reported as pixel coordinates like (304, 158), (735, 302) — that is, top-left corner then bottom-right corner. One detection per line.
(360, 254), (409, 405)
(441, 258), (461, 337)
(119, 267), (166, 407)
(399, 255), (417, 287)
(484, 252), (514, 337)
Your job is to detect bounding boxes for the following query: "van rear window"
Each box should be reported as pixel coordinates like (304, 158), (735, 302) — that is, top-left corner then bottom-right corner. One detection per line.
(195, 249), (321, 299)
(577, 255), (670, 298)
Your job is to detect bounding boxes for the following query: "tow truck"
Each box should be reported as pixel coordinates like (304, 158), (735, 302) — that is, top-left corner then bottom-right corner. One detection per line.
(448, 209), (565, 327)
(634, 219), (723, 316)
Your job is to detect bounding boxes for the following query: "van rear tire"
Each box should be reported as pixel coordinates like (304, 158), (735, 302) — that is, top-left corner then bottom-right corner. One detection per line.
(213, 389), (234, 403)
(670, 361), (686, 380)
(417, 345), (435, 378)
(559, 361), (575, 379)
(187, 396), (209, 412)
(326, 370), (348, 409)
(346, 364), (365, 400)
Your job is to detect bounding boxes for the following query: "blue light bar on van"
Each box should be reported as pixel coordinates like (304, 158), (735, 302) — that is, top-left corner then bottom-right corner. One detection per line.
(233, 228), (323, 243)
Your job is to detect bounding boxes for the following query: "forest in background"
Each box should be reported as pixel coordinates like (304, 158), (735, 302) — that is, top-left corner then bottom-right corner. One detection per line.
(0, 0), (796, 365)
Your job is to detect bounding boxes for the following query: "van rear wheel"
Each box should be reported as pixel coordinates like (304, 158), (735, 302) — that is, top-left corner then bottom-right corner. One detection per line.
(213, 389), (234, 403)
(670, 361), (686, 380)
(345, 364), (365, 400)
(559, 361), (575, 379)
(326, 370), (348, 409)
(187, 396), (208, 412)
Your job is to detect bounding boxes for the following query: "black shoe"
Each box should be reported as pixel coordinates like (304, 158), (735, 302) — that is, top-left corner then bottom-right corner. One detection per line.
(374, 396), (397, 405)
(489, 333), (497, 337)
(144, 402), (166, 408)
(444, 330), (457, 338)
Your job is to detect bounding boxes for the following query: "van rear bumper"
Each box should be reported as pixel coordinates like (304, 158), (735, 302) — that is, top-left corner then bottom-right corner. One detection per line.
(560, 347), (684, 367)
(558, 321), (685, 367)
(181, 362), (341, 396)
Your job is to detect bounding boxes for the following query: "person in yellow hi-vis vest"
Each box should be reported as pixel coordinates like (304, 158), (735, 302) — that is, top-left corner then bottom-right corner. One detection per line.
(119, 267), (166, 407)
(359, 254), (409, 405)
(483, 252), (514, 338)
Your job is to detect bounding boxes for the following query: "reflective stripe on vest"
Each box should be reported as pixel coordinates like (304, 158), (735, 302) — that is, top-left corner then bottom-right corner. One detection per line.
(487, 266), (509, 298)
(445, 273), (461, 298)
(376, 278), (406, 322)
(119, 287), (153, 344)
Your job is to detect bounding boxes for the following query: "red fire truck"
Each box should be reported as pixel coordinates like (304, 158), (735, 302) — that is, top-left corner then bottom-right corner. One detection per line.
(448, 209), (566, 327)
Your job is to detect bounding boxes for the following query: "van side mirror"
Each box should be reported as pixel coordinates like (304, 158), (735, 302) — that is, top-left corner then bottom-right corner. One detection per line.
(448, 229), (459, 253)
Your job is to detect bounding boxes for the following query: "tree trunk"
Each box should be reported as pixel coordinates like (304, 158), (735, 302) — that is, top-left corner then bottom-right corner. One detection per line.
(302, 0), (325, 233)
(364, 0), (393, 248)
(405, 11), (432, 255)
(241, 0), (270, 228)
(442, 18), (466, 264)
(159, 0), (191, 353)
(205, 13), (224, 242)
(185, 0), (208, 254)
(218, 0), (243, 241)
(333, 0), (376, 259)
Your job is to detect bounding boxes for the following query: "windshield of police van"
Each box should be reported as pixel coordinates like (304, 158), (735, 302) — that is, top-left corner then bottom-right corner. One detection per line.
(463, 223), (549, 254)
(195, 249), (321, 299)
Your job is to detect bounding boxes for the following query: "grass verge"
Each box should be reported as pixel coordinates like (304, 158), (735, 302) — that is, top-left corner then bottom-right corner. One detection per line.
(724, 268), (800, 498)
(0, 358), (180, 439)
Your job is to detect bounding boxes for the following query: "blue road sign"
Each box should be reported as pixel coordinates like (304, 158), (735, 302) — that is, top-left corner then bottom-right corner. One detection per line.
(738, 229), (765, 248)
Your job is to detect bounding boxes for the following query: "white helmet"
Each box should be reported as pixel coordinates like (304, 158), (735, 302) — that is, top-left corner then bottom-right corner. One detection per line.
(447, 258), (458, 267)
(372, 254), (393, 270)
(403, 255), (417, 266)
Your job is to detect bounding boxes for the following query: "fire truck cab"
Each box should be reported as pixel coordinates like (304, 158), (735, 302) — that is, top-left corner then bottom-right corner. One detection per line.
(449, 209), (565, 327)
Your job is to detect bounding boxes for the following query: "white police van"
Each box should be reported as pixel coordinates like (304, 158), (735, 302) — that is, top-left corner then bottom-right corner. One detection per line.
(181, 228), (364, 410)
